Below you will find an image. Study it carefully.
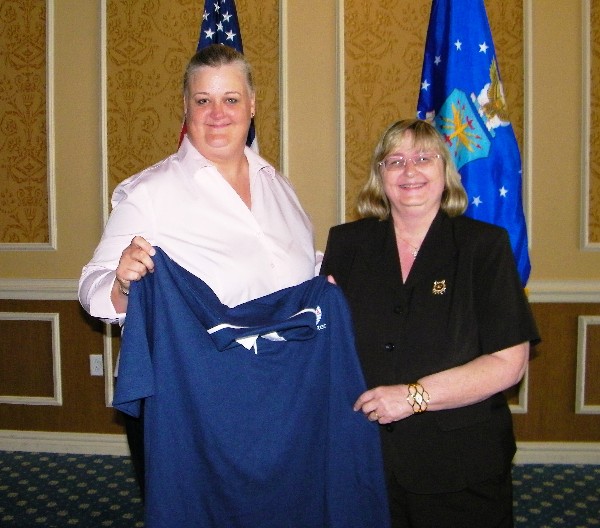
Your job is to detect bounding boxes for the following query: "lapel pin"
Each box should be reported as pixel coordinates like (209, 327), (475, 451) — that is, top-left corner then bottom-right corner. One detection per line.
(432, 280), (447, 295)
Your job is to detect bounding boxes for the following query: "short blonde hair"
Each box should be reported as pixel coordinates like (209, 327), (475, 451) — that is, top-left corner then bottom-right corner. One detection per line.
(357, 119), (468, 220)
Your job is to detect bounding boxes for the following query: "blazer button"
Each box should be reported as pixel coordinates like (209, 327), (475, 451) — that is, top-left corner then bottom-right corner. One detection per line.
(384, 342), (395, 351)
(393, 305), (403, 314)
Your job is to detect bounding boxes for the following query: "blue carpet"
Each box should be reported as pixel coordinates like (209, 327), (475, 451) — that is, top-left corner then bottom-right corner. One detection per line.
(512, 464), (599, 527)
(0, 452), (143, 527)
(0, 451), (598, 527)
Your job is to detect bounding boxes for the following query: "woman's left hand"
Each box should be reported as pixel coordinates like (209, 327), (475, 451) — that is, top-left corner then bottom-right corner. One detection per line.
(353, 385), (412, 424)
(353, 342), (530, 424)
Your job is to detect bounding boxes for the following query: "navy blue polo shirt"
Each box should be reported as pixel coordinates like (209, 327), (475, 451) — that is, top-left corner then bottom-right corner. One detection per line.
(113, 247), (390, 528)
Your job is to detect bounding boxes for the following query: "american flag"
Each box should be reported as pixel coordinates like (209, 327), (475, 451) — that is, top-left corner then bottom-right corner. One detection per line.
(198, 0), (244, 52)
(417, 0), (531, 285)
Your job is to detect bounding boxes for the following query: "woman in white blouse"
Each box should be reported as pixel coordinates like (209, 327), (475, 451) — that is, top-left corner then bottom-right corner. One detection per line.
(78, 44), (318, 496)
(79, 44), (317, 323)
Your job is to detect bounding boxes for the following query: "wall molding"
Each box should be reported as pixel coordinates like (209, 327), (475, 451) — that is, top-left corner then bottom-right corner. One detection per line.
(523, 0), (534, 256)
(509, 366), (529, 414)
(526, 280), (600, 302)
(46, 0), (57, 250)
(577, 315), (600, 414)
(1, 278), (599, 303)
(336, 0), (345, 225)
(0, 0), (57, 252)
(100, 0), (110, 226)
(0, 279), (78, 300)
(0, 430), (598, 464)
(0, 430), (129, 456)
(103, 323), (117, 408)
(581, 0), (600, 251)
(512, 441), (600, 465)
(0, 312), (62, 406)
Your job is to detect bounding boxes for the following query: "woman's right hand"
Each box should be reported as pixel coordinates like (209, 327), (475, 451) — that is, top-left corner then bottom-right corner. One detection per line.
(112, 236), (156, 307)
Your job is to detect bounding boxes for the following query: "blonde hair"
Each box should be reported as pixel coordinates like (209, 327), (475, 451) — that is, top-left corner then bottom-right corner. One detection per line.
(357, 119), (468, 220)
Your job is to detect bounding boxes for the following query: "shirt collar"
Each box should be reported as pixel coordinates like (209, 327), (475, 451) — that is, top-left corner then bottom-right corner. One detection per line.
(178, 134), (272, 176)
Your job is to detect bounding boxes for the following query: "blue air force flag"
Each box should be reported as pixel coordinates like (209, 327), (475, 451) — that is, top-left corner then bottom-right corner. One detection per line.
(181, 0), (257, 150)
(417, 0), (530, 285)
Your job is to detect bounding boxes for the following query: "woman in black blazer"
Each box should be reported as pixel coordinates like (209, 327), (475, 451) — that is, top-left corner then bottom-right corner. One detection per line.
(321, 119), (540, 528)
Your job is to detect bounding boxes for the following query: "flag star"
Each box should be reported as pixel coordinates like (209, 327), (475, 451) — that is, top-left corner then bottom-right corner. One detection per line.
(499, 186), (508, 197)
(222, 11), (232, 22)
(214, 2), (220, 12)
(225, 30), (236, 41)
(454, 39), (462, 50)
(216, 21), (223, 32)
(472, 196), (483, 207)
(434, 55), (442, 65)
(479, 42), (489, 53)
(421, 79), (430, 91)
(203, 10), (209, 21)
(204, 28), (215, 40)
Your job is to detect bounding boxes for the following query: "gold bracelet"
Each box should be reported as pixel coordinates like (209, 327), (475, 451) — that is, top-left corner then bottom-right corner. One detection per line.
(406, 382), (430, 413)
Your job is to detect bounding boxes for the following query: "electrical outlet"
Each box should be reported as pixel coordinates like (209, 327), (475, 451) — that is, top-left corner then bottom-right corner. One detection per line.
(90, 354), (104, 376)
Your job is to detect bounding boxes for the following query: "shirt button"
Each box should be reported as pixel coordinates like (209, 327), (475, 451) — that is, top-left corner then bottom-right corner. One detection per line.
(384, 342), (395, 352)
(393, 305), (403, 314)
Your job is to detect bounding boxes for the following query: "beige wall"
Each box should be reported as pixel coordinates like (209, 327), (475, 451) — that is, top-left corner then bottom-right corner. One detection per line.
(0, 1), (599, 451)
(2, 1), (598, 281)
(0, 1), (103, 277)
(530, 1), (591, 280)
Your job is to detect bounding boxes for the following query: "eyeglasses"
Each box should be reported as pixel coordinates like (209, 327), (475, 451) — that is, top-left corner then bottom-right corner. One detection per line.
(378, 154), (441, 171)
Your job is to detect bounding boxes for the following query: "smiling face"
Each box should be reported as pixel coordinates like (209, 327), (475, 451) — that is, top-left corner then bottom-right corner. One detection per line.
(184, 62), (255, 162)
(380, 132), (445, 218)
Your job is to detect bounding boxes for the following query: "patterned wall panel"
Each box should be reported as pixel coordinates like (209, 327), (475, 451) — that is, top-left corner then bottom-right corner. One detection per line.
(105, 0), (279, 199)
(343, 0), (524, 220)
(0, 0), (49, 244)
(588, 0), (600, 243)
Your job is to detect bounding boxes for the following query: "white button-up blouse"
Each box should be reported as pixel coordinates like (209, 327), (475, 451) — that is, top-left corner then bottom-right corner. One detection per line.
(79, 136), (317, 324)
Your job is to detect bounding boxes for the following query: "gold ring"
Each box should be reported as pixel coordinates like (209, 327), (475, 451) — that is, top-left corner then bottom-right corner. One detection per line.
(374, 412), (379, 420)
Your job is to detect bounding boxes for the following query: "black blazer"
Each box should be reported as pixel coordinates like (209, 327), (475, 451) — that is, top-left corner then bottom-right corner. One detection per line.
(321, 211), (540, 493)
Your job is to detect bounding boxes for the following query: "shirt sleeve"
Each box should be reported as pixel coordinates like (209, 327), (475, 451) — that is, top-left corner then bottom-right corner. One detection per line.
(314, 250), (324, 276)
(78, 267), (124, 325)
(78, 176), (156, 324)
(473, 227), (540, 354)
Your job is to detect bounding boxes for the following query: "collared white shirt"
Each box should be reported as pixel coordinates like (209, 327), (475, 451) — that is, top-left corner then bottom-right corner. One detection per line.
(79, 136), (317, 324)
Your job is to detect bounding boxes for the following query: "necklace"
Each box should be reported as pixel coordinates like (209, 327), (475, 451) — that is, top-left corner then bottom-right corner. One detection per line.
(398, 236), (420, 258)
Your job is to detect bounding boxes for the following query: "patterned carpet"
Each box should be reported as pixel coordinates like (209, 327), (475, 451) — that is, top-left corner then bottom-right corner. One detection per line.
(0, 452), (143, 527)
(0, 451), (598, 527)
(512, 464), (599, 528)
